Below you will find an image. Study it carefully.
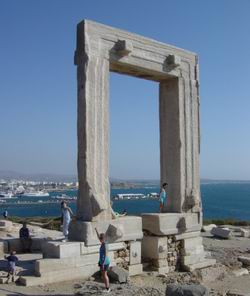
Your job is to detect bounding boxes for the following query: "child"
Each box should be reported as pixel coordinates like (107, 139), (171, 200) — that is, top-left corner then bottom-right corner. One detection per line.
(95, 228), (110, 293)
(5, 251), (18, 283)
(159, 182), (168, 212)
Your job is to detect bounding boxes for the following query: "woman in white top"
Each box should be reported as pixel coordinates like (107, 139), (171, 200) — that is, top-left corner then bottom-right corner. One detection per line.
(61, 201), (73, 240)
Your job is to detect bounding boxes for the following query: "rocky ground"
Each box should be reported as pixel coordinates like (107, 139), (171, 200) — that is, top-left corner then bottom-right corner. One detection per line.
(1, 225), (250, 295)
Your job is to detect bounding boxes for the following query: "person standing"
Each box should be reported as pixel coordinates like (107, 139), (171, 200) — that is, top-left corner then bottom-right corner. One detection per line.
(3, 209), (8, 219)
(61, 201), (73, 241)
(159, 182), (168, 212)
(95, 228), (111, 293)
(5, 250), (18, 283)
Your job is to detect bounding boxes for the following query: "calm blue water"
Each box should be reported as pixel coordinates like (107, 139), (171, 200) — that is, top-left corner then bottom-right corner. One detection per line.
(1, 183), (250, 220)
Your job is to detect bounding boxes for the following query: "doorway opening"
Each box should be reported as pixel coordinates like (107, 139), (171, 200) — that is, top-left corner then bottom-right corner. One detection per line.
(110, 72), (160, 215)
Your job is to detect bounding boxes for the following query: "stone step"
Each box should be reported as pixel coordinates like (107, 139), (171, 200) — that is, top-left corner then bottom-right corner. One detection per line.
(20, 264), (99, 286)
(182, 259), (216, 272)
(6, 237), (47, 253)
(35, 252), (115, 275)
(174, 231), (201, 241)
(182, 237), (203, 249)
(43, 240), (126, 259)
(81, 241), (125, 255)
(42, 241), (81, 258)
(182, 253), (205, 265)
(181, 245), (204, 256)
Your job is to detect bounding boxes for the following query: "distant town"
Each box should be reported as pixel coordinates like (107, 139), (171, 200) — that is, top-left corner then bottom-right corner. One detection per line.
(0, 170), (249, 199)
(0, 178), (78, 198)
(0, 178), (158, 196)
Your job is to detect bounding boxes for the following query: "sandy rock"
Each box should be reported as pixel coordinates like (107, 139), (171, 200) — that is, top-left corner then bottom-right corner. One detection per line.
(232, 268), (249, 277)
(165, 284), (209, 295)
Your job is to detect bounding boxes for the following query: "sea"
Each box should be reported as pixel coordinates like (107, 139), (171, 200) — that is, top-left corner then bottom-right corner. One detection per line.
(1, 183), (250, 221)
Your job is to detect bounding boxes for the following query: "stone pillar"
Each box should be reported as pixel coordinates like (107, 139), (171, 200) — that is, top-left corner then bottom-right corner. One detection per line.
(160, 78), (184, 213)
(159, 74), (200, 213)
(76, 52), (111, 221)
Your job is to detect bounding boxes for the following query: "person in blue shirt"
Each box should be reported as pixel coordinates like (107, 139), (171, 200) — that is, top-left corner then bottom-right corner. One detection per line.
(159, 182), (168, 212)
(5, 251), (18, 283)
(95, 228), (111, 293)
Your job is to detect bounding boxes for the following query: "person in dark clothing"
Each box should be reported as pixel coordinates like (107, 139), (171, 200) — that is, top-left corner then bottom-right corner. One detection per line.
(5, 251), (18, 283)
(19, 222), (32, 252)
(3, 209), (8, 219)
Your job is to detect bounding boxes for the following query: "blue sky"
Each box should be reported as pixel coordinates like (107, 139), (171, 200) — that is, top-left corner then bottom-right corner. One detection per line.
(0, 0), (250, 180)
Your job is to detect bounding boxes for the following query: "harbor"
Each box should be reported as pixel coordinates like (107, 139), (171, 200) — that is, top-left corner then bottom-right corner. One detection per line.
(112, 192), (159, 200)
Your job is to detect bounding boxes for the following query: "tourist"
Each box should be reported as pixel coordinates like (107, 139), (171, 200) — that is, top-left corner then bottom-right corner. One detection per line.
(19, 222), (32, 252)
(61, 201), (73, 241)
(3, 209), (8, 219)
(121, 209), (127, 216)
(5, 250), (18, 283)
(110, 200), (127, 218)
(95, 228), (111, 293)
(159, 182), (168, 212)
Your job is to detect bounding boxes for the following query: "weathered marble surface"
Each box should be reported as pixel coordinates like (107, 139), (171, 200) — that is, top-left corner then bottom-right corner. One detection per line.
(142, 213), (201, 236)
(74, 20), (201, 222)
(69, 216), (143, 246)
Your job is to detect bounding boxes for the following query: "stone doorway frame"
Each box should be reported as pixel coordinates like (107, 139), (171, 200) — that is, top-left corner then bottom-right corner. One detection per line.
(74, 20), (201, 222)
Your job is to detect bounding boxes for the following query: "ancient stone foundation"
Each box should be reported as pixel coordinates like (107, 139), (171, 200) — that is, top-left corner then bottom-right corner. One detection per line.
(17, 238), (142, 286)
(142, 213), (215, 273)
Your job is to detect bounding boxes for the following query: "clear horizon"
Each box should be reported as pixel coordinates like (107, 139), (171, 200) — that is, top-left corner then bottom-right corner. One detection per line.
(1, 0), (250, 180)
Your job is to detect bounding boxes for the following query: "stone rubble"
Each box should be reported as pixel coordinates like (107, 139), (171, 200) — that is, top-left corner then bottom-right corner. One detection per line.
(108, 266), (129, 283)
(75, 281), (163, 296)
(211, 227), (232, 239)
(239, 229), (249, 238)
(202, 224), (217, 232)
(165, 284), (209, 296)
